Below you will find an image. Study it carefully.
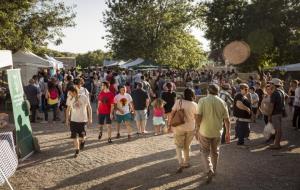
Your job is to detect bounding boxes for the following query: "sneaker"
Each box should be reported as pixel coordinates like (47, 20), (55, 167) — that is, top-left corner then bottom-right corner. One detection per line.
(206, 170), (214, 184)
(98, 132), (102, 140)
(176, 166), (184, 174)
(74, 149), (79, 158)
(108, 138), (112, 143)
(80, 141), (85, 150)
(116, 133), (121, 139)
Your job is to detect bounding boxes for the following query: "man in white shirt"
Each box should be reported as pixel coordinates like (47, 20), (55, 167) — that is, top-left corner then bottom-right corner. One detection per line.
(114, 85), (134, 140)
(66, 85), (92, 158)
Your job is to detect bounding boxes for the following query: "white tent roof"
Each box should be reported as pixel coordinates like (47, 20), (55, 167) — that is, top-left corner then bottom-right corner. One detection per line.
(45, 54), (64, 69)
(120, 58), (144, 69)
(274, 63), (300, 72)
(13, 50), (51, 68)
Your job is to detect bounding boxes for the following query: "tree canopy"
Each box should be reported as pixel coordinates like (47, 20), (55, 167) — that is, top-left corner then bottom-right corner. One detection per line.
(103, 0), (207, 69)
(0, 0), (75, 52)
(202, 0), (300, 71)
(76, 50), (113, 68)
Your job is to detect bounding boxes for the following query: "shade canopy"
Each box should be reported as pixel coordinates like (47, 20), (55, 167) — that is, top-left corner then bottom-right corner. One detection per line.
(120, 58), (144, 69)
(13, 50), (51, 68)
(274, 63), (300, 72)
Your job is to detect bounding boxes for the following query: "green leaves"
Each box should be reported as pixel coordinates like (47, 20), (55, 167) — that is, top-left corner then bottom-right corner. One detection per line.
(202, 0), (300, 70)
(103, 0), (207, 69)
(0, 0), (75, 52)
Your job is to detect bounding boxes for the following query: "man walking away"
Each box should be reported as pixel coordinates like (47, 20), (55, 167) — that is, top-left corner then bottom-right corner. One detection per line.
(195, 84), (230, 184)
(268, 78), (285, 149)
(131, 82), (150, 135)
(24, 79), (40, 123)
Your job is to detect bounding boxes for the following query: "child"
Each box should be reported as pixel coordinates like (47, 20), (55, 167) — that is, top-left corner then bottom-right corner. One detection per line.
(152, 98), (165, 135)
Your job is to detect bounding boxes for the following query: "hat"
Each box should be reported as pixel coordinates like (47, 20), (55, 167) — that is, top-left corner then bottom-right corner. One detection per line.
(208, 84), (220, 95)
(270, 78), (282, 86)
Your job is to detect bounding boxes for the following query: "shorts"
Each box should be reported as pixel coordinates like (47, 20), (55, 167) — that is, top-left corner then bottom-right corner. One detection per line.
(98, 114), (112, 125)
(116, 113), (131, 123)
(70, 121), (86, 139)
(271, 114), (282, 130)
(153, 116), (165, 126)
(135, 110), (147, 121)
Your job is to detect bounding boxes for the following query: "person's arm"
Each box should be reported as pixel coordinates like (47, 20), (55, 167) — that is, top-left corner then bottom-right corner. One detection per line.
(87, 100), (92, 126)
(224, 117), (231, 143)
(195, 114), (202, 134)
(268, 103), (274, 123)
(65, 106), (71, 127)
(236, 100), (251, 113)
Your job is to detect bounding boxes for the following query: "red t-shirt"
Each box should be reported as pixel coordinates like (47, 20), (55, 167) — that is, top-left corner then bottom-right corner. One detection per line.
(98, 91), (115, 114)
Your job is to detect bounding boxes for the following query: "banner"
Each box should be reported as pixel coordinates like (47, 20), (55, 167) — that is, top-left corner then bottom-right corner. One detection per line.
(0, 50), (13, 68)
(7, 69), (34, 159)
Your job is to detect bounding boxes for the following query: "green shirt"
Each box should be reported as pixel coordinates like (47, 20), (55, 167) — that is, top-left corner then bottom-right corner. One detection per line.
(197, 94), (229, 138)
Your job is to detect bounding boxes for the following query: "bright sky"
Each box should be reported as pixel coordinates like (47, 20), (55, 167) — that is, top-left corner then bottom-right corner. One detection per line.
(48, 0), (210, 53)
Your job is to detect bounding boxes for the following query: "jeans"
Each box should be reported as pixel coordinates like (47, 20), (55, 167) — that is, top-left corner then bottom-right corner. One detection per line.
(236, 121), (250, 145)
(45, 103), (58, 121)
(293, 106), (300, 129)
(30, 104), (39, 122)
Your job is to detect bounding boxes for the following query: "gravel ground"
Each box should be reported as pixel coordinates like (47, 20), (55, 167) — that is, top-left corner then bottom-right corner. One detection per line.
(1, 109), (300, 190)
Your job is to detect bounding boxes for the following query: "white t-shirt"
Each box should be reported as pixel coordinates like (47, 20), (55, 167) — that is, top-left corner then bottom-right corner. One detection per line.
(69, 94), (90, 122)
(66, 87), (90, 106)
(114, 93), (132, 115)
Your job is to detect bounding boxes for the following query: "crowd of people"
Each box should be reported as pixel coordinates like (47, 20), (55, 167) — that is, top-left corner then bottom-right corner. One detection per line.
(22, 67), (300, 183)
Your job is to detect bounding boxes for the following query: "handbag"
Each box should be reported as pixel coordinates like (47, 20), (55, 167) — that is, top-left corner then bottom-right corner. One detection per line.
(170, 99), (185, 127)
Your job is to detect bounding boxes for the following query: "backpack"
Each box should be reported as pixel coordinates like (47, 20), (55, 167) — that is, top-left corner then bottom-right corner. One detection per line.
(49, 88), (59, 100)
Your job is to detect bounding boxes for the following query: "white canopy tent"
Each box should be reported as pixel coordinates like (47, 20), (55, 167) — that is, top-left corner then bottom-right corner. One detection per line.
(45, 55), (64, 69)
(13, 50), (51, 85)
(274, 63), (300, 72)
(120, 58), (144, 69)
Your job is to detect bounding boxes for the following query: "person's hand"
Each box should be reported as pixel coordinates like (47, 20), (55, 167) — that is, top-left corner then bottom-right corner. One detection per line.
(110, 113), (114, 120)
(225, 132), (231, 144)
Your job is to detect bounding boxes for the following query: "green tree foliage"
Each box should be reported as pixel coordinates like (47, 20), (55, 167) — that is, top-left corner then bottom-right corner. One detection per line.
(103, 0), (207, 69)
(76, 50), (113, 68)
(0, 0), (75, 52)
(202, 0), (300, 71)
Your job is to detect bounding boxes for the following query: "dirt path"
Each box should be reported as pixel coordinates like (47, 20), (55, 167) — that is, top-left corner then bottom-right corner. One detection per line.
(1, 113), (300, 190)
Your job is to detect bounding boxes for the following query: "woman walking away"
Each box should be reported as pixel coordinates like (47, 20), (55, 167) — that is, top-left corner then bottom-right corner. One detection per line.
(152, 98), (165, 135)
(66, 86), (92, 158)
(168, 88), (197, 173)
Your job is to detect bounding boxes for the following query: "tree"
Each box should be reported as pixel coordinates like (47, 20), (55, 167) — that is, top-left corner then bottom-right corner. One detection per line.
(202, 0), (300, 71)
(103, 0), (207, 69)
(0, 0), (75, 52)
(76, 50), (112, 68)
